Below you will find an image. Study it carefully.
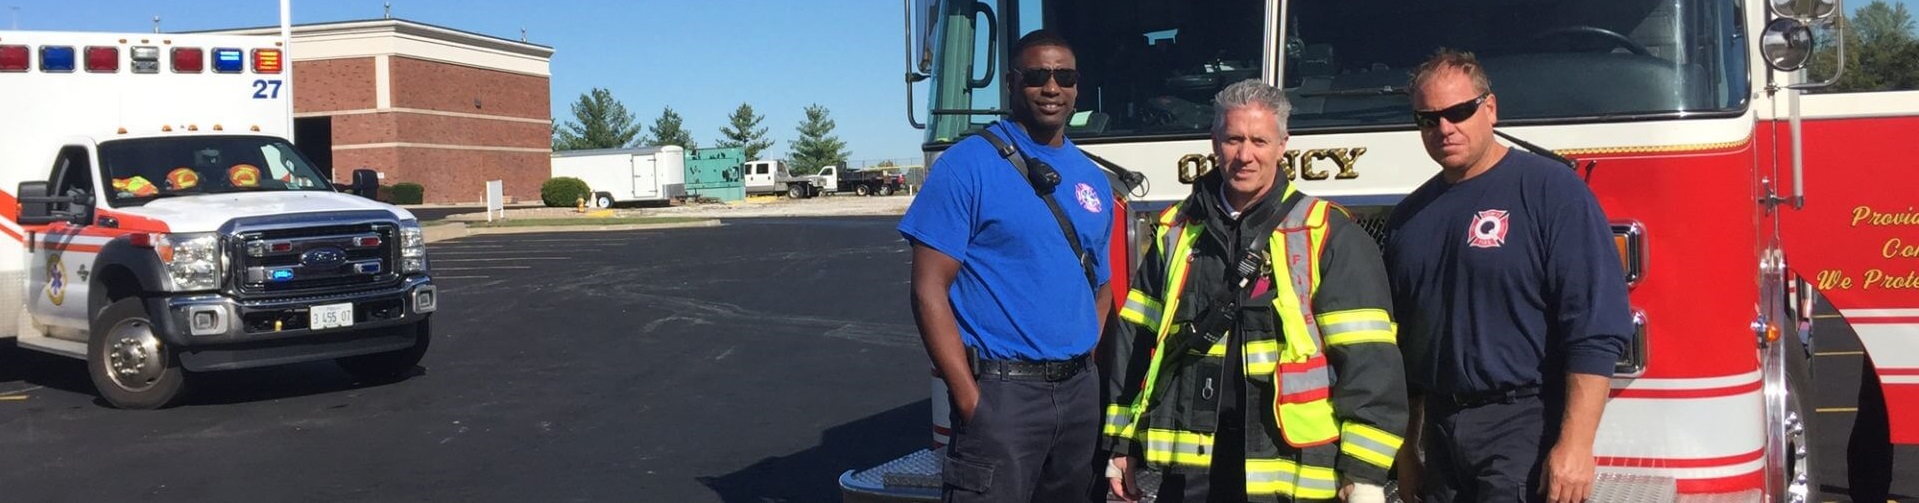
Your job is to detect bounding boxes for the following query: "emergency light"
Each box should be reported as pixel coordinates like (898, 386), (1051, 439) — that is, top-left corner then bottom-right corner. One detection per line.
(212, 48), (243, 73)
(40, 46), (75, 72)
(84, 46), (118, 73)
(0, 45), (27, 72)
(172, 47), (203, 73)
(252, 48), (282, 73)
(130, 46), (161, 74)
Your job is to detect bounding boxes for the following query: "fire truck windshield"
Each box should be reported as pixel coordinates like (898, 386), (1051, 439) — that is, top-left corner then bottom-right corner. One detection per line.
(97, 135), (335, 206)
(921, 0), (1748, 143)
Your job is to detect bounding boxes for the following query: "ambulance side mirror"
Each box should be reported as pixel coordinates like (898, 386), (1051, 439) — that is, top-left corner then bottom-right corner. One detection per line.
(16, 181), (82, 225)
(349, 169), (380, 199)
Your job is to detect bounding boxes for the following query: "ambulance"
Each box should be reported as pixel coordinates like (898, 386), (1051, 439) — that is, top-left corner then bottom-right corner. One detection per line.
(0, 30), (436, 409)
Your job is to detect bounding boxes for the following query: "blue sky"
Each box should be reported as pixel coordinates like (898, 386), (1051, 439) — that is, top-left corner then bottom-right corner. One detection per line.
(9, 0), (923, 163)
(9, 0), (1915, 163)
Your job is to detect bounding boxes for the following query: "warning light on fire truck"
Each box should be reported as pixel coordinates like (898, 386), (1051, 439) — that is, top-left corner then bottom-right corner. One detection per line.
(40, 46), (75, 72)
(252, 48), (282, 74)
(171, 47), (203, 73)
(212, 48), (243, 73)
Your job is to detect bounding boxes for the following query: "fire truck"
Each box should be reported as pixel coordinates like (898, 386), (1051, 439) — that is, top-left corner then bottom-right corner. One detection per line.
(0, 30), (437, 409)
(844, 0), (1917, 501)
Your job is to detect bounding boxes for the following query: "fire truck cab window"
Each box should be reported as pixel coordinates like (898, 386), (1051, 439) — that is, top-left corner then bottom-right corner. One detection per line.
(1282, 0), (1749, 130)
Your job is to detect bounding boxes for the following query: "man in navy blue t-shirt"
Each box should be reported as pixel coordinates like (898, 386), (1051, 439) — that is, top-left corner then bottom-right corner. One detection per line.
(1384, 49), (1632, 503)
(898, 29), (1113, 503)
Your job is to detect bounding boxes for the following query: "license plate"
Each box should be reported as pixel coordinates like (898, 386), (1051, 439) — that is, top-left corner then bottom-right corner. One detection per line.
(310, 303), (354, 330)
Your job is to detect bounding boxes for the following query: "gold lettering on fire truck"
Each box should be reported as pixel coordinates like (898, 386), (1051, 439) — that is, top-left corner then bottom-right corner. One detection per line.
(1177, 148), (1364, 184)
(1850, 205), (1919, 227)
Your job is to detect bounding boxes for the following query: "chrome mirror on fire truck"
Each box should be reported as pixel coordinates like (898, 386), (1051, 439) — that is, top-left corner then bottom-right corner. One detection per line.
(1761, 18), (1816, 72)
(1769, 0), (1839, 20)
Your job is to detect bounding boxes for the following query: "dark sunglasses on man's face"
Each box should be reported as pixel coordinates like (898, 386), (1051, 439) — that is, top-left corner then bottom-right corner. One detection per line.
(1412, 91), (1491, 129)
(1014, 68), (1079, 88)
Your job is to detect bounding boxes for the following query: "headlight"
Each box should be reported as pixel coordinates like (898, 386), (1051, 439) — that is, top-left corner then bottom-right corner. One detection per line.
(401, 223), (426, 274)
(154, 232), (222, 291)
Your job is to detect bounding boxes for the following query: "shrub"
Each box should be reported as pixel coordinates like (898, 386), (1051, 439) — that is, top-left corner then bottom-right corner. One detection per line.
(541, 177), (592, 207)
(387, 182), (425, 205)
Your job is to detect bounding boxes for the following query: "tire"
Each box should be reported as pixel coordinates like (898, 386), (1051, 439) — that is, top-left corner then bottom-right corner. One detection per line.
(1783, 319), (1818, 503)
(336, 320), (431, 382)
(88, 297), (186, 409)
(809, 186), (822, 198)
(881, 185), (897, 196)
(855, 184), (871, 196)
(788, 184), (805, 199)
(595, 193), (614, 209)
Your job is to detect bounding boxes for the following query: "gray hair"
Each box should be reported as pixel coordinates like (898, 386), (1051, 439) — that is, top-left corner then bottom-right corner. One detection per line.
(1213, 79), (1292, 135)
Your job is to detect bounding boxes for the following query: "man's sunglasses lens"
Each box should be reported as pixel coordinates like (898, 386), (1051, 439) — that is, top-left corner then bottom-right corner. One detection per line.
(1413, 94), (1486, 128)
(1019, 68), (1079, 88)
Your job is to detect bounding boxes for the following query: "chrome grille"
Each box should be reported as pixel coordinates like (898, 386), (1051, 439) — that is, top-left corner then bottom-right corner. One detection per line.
(232, 223), (398, 296)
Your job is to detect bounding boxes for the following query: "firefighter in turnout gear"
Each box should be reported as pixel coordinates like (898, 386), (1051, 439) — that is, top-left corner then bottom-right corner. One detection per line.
(1104, 80), (1407, 503)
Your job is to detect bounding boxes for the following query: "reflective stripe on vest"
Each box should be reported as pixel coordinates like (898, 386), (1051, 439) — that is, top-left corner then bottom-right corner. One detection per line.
(1321, 308), (1396, 346)
(1339, 422), (1405, 470)
(1246, 457), (1341, 500)
(1244, 339), (1279, 376)
(1143, 428), (1214, 467)
(1121, 288), (1164, 329)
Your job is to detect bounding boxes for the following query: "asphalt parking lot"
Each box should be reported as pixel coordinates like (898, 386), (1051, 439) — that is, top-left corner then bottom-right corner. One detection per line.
(0, 217), (932, 502)
(0, 216), (1911, 502)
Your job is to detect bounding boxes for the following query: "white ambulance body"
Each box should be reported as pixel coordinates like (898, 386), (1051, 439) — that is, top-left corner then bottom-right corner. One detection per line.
(0, 30), (436, 409)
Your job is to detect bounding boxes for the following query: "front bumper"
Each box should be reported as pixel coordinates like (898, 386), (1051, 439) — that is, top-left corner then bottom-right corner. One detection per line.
(150, 275), (437, 372)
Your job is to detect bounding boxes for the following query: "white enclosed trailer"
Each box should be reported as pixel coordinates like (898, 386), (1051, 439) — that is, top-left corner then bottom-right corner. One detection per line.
(550, 146), (687, 207)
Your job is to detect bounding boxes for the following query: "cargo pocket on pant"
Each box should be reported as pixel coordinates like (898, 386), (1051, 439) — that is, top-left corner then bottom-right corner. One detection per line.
(942, 451), (995, 493)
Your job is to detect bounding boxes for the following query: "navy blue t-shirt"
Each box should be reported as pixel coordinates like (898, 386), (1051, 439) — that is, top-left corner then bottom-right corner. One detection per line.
(1383, 150), (1633, 395)
(898, 120), (1114, 361)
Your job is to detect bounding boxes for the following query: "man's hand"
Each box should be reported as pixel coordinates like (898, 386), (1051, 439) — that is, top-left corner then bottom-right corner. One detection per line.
(1342, 481), (1387, 503)
(1542, 440), (1595, 503)
(954, 385), (981, 423)
(1395, 447), (1424, 503)
(1107, 455), (1138, 502)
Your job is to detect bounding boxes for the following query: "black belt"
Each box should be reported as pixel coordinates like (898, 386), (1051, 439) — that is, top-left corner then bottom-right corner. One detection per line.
(970, 352), (1091, 382)
(1437, 384), (1541, 409)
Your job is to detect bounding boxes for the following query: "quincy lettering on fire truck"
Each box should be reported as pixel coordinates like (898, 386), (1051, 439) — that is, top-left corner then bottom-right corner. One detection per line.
(0, 30), (436, 409)
(844, 0), (1918, 501)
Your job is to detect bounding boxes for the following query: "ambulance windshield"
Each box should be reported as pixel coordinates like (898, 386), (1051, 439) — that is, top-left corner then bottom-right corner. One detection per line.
(97, 136), (335, 206)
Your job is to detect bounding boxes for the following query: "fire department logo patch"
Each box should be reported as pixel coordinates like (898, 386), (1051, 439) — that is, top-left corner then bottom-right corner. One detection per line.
(1467, 209), (1510, 248)
(1074, 182), (1103, 213)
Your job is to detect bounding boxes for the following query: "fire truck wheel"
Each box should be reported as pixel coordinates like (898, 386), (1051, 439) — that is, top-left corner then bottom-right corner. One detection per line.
(87, 297), (186, 410)
(336, 320), (431, 382)
(855, 184), (871, 196)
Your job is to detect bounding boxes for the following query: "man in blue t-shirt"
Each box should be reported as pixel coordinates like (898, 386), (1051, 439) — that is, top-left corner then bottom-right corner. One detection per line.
(898, 29), (1113, 503)
(1384, 49), (1633, 503)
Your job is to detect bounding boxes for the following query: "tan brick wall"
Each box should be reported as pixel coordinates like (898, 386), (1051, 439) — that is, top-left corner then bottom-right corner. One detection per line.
(293, 58), (377, 113)
(388, 56), (550, 121)
(392, 113), (549, 150)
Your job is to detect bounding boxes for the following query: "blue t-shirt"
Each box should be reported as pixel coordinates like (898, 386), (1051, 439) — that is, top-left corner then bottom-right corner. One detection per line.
(898, 120), (1114, 361)
(1383, 150), (1633, 395)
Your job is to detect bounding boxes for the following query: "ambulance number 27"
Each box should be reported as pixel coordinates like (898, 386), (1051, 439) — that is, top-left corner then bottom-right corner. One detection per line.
(252, 79), (284, 99)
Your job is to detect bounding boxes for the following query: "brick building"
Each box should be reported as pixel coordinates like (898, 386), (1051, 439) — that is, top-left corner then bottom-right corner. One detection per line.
(212, 19), (554, 204)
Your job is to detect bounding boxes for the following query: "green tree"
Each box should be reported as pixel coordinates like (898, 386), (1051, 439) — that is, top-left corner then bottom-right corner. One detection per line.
(789, 104), (849, 175)
(552, 88), (641, 151)
(1810, 1), (1919, 92)
(646, 106), (697, 149)
(716, 103), (776, 161)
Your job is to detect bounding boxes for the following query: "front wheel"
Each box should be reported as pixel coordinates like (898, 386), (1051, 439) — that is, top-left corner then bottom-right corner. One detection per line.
(88, 297), (186, 409)
(881, 185), (897, 196)
(336, 320), (431, 382)
(787, 184), (805, 199)
(854, 184), (871, 196)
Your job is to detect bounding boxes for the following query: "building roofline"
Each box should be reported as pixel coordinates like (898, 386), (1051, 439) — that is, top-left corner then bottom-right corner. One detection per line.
(550, 145), (685, 158)
(187, 18), (554, 59)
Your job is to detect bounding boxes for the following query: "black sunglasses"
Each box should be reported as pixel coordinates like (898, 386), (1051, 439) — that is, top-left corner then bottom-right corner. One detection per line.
(1412, 92), (1491, 128)
(1014, 67), (1079, 88)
